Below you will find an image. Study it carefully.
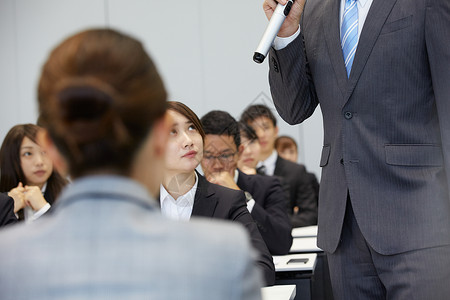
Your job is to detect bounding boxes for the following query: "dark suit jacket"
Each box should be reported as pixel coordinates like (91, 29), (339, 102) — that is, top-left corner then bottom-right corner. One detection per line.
(307, 172), (319, 206)
(0, 193), (18, 227)
(192, 172), (275, 286)
(237, 170), (293, 255)
(269, 0), (450, 255)
(273, 155), (318, 227)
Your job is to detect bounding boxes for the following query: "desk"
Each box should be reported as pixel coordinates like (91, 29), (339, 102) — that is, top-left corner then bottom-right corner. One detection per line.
(292, 225), (318, 238)
(273, 254), (316, 300)
(262, 285), (296, 300)
(274, 253), (317, 272)
(288, 237), (334, 300)
(290, 237), (322, 253)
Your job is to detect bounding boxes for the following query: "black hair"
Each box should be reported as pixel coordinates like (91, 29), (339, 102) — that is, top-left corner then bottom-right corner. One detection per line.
(240, 104), (277, 127)
(38, 29), (167, 177)
(238, 121), (258, 142)
(200, 110), (240, 148)
(168, 101), (205, 141)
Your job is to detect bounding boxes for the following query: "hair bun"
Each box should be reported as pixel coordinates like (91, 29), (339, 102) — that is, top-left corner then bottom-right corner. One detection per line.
(55, 79), (118, 144)
(58, 84), (113, 121)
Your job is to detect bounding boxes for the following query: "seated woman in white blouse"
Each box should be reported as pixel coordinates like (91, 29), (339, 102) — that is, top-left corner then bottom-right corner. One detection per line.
(160, 101), (275, 286)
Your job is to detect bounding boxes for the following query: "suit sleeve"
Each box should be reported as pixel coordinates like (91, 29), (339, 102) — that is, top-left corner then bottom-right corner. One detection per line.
(268, 33), (319, 126)
(250, 177), (293, 255)
(426, 0), (450, 199)
(0, 194), (18, 227)
(229, 191), (276, 286)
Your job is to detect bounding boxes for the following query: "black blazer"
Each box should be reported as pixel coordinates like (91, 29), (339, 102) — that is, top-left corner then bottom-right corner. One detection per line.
(0, 193), (18, 227)
(237, 169), (292, 255)
(274, 155), (318, 227)
(192, 172), (275, 286)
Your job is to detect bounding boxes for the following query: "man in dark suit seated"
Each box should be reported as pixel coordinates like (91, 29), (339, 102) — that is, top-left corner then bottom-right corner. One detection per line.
(241, 104), (317, 227)
(200, 110), (293, 255)
(0, 193), (18, 228)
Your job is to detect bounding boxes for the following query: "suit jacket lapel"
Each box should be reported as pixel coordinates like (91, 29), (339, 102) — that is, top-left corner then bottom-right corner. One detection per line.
(274, 155), (284, 176)
(191, 173), (218, 217)
(323, 0), (348, 99)
(346, 0), (399, 99)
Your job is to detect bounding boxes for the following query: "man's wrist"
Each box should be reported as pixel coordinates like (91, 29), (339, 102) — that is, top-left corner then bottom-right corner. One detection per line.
(273, 25), (301, 50)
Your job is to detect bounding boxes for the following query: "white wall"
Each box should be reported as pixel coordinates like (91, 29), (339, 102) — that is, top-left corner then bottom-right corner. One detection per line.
(0, 0), (323, 178)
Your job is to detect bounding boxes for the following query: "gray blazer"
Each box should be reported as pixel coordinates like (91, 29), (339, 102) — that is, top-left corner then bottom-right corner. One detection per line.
(0, 175), (262, 300)
(269, 0), (450, 255)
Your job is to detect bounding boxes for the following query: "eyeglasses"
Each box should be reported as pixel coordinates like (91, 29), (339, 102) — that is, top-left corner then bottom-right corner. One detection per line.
(203, 152), (236, 164)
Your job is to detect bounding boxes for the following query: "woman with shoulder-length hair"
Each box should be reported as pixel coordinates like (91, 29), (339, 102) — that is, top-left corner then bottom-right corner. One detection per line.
(0, 123), (68, 221)
(161, 101), (275, 286)
(0, 29), (262, 299)
(237, 121), (262, 175)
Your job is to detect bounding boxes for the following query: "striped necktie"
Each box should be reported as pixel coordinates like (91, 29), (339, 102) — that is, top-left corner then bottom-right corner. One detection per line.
(341, 0), (358, 77)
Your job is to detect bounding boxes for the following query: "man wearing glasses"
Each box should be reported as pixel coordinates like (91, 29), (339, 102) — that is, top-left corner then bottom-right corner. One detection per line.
(200, 110), (293, 255)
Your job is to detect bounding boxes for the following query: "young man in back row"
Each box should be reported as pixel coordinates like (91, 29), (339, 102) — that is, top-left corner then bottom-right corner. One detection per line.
(241, 104), (317, 227)
(200, 110), (293, 255)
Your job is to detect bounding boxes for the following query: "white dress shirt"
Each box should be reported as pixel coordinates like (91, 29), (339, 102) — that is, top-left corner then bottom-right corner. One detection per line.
(160, 173), (198, 221)
(23, 182), (51, 223)
(256, 150), (278, 176)
(273, 0), (373, 51)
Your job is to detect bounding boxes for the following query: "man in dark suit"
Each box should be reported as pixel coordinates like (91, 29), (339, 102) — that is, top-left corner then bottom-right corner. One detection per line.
(191, 172), (276, 285)
(263, 0), (450, 298)
(200, 110), (293, 255)
(0, 193), (17, 227)
(241, 104), (317, 227)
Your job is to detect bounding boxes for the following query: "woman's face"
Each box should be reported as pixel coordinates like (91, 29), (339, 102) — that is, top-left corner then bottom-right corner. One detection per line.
(20, 137), (53, 188)
(238, 135), (261, 169)
(278, 146), (298, 163)
(164, 110), (203, 176)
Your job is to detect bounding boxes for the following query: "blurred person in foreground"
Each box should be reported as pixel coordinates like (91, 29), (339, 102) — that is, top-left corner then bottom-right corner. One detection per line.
(0, 28), (262, 300)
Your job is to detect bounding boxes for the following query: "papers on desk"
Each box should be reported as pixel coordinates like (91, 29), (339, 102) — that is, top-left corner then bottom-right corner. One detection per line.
(273, 253), (317, 272)
(261, 284), (296, 300)
(290, 225), (322, 253)
(290, 237), (323, 253)
(291, 225), (318, 238)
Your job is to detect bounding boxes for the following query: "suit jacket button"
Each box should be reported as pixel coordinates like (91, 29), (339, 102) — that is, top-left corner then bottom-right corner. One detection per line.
(344, 111), (353, 119)
(272, 57), (279, 73)
(340, 158), (344, 165)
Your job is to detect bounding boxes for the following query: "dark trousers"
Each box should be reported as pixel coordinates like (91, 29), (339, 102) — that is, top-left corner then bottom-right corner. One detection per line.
(327, 199), (450, 300)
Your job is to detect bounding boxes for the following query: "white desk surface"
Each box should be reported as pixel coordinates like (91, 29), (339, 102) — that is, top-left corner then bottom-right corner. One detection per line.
(291, 225), (318, 238)
(262, 284), (296, 300)
(273, 253), (317, 272)
(290, 237), (323, 253)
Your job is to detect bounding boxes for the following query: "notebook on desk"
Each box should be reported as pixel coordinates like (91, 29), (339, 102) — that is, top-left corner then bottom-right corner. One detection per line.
(273, 253), (317, 272)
